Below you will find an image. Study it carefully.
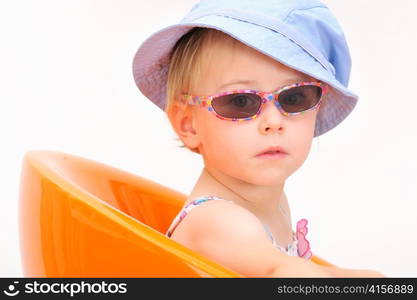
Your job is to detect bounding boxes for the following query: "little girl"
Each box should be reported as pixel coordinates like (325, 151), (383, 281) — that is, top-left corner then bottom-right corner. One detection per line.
(132, 0), (385, 277)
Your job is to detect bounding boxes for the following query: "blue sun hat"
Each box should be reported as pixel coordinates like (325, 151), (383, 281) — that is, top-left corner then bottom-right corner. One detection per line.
(132, 0), (358, 137)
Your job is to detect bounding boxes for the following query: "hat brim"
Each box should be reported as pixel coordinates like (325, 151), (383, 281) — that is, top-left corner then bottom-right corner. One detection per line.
(132, 15), (358, 137)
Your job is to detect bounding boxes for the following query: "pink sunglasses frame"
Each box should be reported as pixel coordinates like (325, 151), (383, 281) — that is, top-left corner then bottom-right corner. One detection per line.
(182, 81), (328, 122)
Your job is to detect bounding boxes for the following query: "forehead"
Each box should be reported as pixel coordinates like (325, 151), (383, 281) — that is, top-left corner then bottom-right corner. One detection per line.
(195, 33), (313, 94)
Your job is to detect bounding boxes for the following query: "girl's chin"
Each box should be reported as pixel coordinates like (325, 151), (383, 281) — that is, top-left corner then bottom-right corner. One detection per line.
(235, 173), (287, 187)
(214, 165), (288, 186)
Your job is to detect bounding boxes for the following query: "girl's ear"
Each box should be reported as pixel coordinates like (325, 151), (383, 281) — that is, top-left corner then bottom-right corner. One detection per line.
(167, 101), (201, 152)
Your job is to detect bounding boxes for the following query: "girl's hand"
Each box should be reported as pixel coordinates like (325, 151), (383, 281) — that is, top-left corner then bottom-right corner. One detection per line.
(321, 266), (386, 278)
(270, 256), (334, 278)
(356, 269), (386, 278)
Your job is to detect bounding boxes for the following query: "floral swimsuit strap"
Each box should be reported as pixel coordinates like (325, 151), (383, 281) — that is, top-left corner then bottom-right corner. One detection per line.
(166, 195), (232, 238)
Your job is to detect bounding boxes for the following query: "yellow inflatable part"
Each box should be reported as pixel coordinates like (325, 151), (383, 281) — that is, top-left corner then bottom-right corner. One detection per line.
(19, 150), (334, 277)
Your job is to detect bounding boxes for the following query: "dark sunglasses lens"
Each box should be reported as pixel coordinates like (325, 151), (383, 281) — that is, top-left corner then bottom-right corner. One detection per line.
(211, 93), (262, 119)
(278, 85), (322, 113)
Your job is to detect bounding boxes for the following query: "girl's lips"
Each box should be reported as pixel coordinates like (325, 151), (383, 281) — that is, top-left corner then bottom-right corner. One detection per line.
(255, 151), (287, 159)
(255, 146), (288, 157)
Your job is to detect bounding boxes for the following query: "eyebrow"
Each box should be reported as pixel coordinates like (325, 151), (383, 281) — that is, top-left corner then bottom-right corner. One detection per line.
(217, 79), (257, 91)
(216, 76), (312, 92)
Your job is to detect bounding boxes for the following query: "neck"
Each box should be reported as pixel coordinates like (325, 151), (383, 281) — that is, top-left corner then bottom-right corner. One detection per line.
(189, 166), (288, 222)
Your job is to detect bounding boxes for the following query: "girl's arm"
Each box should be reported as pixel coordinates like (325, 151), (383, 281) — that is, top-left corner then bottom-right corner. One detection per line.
(175, 200), (333, 277)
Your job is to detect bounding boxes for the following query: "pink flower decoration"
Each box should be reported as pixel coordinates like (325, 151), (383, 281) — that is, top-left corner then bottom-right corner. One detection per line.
(296, 218), (312, 259)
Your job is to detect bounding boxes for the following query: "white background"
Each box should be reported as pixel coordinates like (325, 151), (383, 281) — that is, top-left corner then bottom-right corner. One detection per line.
(1, 0), (416, 277)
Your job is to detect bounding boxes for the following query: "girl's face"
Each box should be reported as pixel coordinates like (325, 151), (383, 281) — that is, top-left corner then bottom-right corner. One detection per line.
(184, 37), (319, 187)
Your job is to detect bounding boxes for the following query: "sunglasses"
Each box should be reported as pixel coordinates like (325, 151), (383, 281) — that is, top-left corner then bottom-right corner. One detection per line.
(182, 81), (328, 122)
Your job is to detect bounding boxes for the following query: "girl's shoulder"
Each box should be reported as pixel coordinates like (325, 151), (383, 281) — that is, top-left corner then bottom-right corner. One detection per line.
(166, 195), (289, 277)
(166, 195), (235, 239)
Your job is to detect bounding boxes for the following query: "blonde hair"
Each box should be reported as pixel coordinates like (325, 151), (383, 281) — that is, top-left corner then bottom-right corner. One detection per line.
(165, 27), (235, 154)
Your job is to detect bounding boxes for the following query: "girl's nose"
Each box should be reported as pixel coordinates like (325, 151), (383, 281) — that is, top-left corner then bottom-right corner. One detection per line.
(258, 99), (285, 135)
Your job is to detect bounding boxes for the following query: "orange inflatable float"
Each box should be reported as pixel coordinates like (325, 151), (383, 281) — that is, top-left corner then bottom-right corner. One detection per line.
(18, 150), (334, 277)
